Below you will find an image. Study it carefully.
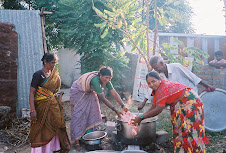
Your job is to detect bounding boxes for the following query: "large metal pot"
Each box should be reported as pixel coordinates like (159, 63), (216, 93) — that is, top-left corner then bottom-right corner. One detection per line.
(116, 113), (158, 145)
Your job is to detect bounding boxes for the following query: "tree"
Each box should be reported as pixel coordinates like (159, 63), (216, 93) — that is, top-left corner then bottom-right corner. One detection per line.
(2, 0), (130, 91)
(93, 0), (152, 70)
(2, 0), (25, 10)
(2, 0), (61, 49)
(92, 0), (207, 71)
(53, 0), (129, 91)
(147, 0), (194, 34)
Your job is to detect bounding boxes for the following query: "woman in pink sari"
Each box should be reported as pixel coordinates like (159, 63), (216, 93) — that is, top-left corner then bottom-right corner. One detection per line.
(70, 66), (128, 151)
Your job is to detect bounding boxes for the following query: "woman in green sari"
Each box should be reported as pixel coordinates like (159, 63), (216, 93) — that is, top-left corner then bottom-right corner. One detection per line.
(29, 53), (70, 153)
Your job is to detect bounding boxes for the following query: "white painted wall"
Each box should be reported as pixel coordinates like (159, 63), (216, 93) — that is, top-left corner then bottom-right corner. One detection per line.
(58, 48), (81, 87)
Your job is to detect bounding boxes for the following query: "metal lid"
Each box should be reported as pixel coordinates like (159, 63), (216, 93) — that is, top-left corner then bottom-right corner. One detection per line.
(199, 88), (226, 132)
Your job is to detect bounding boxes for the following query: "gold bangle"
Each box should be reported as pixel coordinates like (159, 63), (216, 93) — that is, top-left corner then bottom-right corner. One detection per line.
(30, 109), (36, 113)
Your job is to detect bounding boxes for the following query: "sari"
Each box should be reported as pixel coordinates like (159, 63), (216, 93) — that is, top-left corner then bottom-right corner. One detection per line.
(70, 71), (103, 141)
(171, 89), (206, 153)
(153, 80), (206, 153)
(29, 68), (70, 153)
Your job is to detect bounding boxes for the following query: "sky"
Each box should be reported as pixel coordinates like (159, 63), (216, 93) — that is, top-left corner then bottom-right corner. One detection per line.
(188, 0), (225, 35)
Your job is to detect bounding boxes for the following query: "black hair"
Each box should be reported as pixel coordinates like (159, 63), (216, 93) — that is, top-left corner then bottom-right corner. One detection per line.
(215, 51), (223, 56)
(99, 66), (113, 76)
(146, 71), (161, 80)
(41, 53), (57, 65)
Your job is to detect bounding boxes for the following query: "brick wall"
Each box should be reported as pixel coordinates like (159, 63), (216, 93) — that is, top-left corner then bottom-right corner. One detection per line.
(0, 23), (18, 112)
(193, 65), (226, 94)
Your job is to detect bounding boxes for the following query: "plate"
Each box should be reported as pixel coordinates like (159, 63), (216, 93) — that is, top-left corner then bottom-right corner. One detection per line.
(199, 88), (226, 132)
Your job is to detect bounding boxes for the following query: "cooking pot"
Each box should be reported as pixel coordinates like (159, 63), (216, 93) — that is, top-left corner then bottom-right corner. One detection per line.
(121, 150), (148, 153)
(82, 131), (107, 145)
(116, 113), (158, 145)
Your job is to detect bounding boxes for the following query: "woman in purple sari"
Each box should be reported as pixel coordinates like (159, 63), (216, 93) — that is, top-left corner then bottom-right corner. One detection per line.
(70, 66), (128, 151)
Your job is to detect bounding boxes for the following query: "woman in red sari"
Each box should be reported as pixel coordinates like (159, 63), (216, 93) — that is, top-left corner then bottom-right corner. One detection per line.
(132, 71), (207, 153)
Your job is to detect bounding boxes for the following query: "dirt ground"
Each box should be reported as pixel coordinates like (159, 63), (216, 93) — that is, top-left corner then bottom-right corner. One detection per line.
(1, 92), (226, 153)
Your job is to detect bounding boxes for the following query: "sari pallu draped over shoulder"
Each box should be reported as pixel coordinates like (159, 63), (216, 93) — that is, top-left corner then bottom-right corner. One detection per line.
(29, 68), (70, 153)
(77, 71), (99, 92)
(153, 80), (190, 104)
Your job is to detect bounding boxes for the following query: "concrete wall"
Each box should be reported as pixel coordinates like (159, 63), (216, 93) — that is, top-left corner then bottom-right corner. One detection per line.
(58, 48), (81, 87)
(193, 65), (226, 94)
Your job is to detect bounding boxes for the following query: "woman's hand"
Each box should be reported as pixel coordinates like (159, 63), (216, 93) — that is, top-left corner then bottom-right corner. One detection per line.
(115, 110), (123, 118)
(138, 103), (145, 110)
(206, 85), (216, 92)
(30, 111), (37, 123)
(122, 106), (129, 112)
(131, 116), (142, 126)
(29, 87), (37, 123)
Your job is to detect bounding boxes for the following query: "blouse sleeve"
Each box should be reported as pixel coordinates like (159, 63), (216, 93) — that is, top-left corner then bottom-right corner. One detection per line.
(90, 76), (103, 93)
(106, 81), (114, 90)
(31, 72), (42, 89)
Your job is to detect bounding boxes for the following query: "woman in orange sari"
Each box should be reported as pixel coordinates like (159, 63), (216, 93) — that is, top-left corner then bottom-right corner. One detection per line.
(132, 71), (207, 153)
(29, 53), (70, 153)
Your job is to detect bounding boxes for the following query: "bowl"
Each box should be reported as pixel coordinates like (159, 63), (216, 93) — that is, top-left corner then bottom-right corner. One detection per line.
(82, 131), (107, 145)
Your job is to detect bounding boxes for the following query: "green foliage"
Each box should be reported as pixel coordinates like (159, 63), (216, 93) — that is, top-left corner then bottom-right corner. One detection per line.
(161, 37), (209, 71)
(92, 0), (150, 60)
(2, 0), (130, 91)
(2, 0), (62, 49)
(2, 0), (26, 10)
(93, 0), (195, 68)
(53, 0), (129, 91)
(147, 0), (194, 33)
